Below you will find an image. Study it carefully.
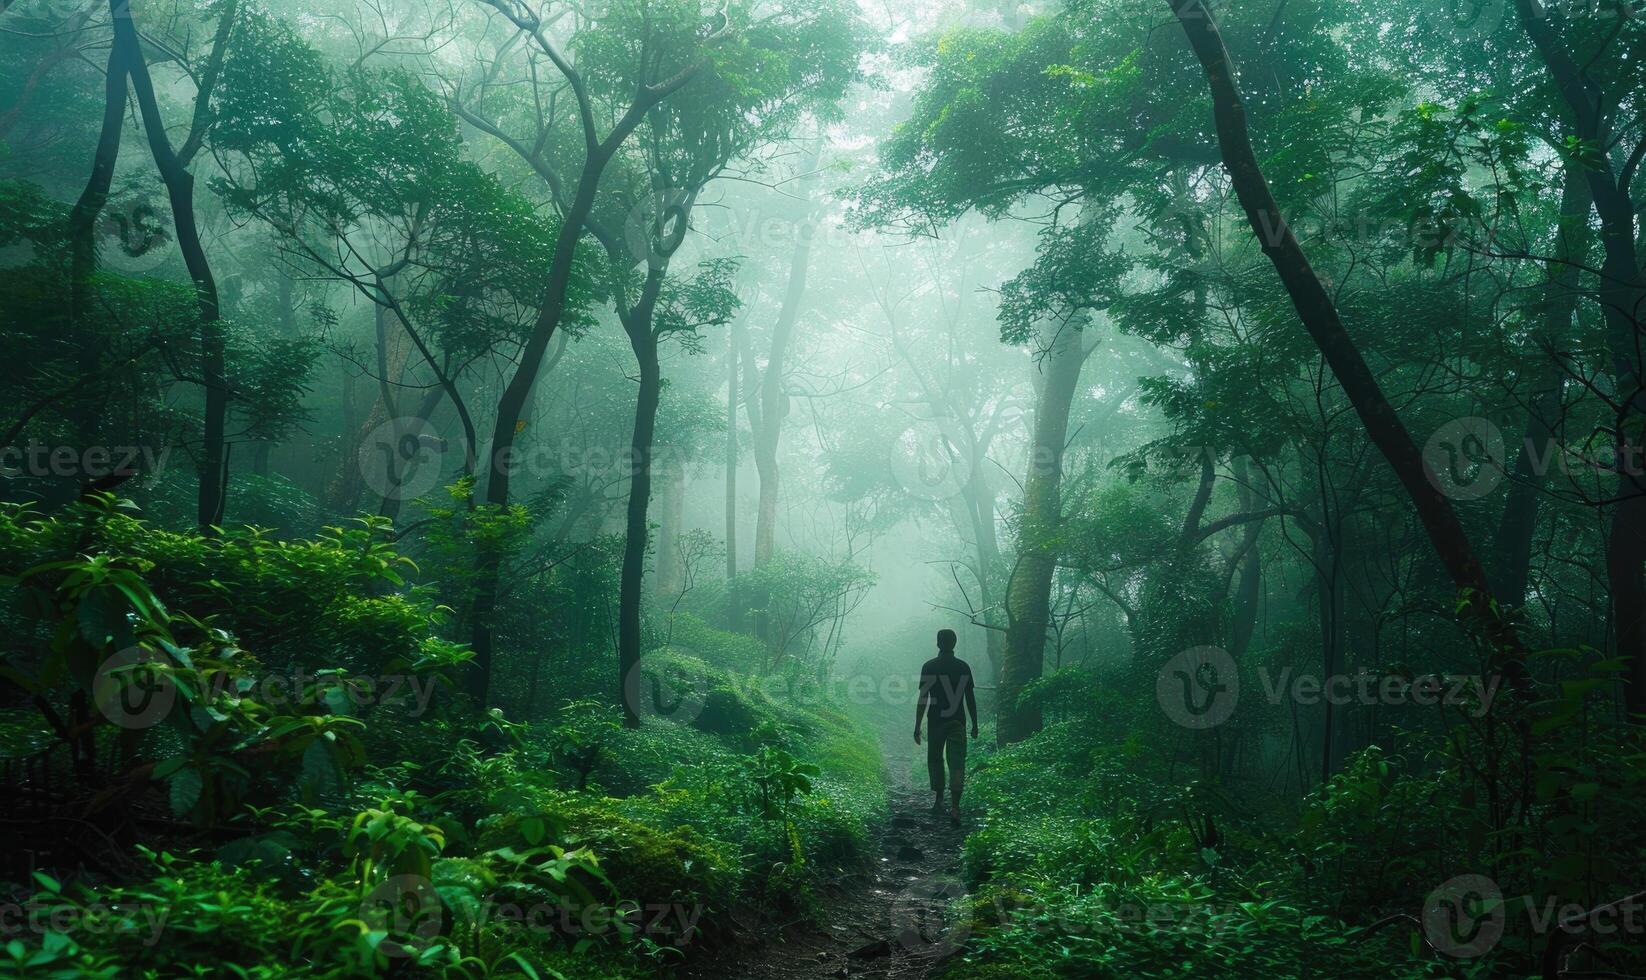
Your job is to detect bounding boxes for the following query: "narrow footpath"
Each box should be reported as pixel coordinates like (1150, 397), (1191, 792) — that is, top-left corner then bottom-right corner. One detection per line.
(682, 774), (972, 979)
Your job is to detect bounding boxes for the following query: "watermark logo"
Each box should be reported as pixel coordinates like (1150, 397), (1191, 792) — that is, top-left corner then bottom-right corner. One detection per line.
(1424, 417), (1507, 500)
(1156, 646), (1239, 730)
(623, 652), (709, 726)
(359, 417), (448, 501)
(91, 646), (177, 730)
(1159, 656), (1501, 730)
(891, 874), (970, 958)
(359, 874), (443, 957)
(97, 193), (175, 276)
(624, 188), (695, 270)
(890, 419), (972, 502)
(1423, 874), (1505, 958)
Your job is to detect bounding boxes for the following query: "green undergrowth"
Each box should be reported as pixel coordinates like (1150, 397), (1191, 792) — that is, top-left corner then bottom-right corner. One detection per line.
(937, 692), (1646, 979)
(937, 723), (1465, 978)
(0, 498), (886, 978)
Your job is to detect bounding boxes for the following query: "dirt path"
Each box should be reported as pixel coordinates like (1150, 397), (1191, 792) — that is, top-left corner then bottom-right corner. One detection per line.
(681, 773), (972, 979)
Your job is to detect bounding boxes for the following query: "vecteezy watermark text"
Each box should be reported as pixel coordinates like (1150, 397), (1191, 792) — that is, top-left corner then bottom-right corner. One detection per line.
(1, 897), (170, 947)
(0, 442), (170, 481)
(93, 648), (442, 729)
(1156, 645), (1501, 729)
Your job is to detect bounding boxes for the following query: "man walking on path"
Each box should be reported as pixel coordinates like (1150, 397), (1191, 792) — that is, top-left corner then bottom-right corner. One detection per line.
(914, 628), (978, 826)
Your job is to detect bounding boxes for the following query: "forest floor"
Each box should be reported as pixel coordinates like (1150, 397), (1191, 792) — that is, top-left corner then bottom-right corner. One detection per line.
(681, 750), (971, 979)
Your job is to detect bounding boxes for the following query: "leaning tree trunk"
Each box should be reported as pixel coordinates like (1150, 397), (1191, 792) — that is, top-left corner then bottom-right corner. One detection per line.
(1168, 0), (1529, 686)
(469, 141), (622, 703)
(999, 320), (1087, 744)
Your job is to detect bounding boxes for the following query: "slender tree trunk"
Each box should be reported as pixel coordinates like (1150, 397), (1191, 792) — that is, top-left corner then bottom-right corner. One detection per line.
(618, 349), (662, 728)
(654, 449), (685, 597)
(251, 273), (298, 476)
(617, 271), (667, 729)
(1511, 0), (1646, 713)
(470, 95), (670, 702)
(66, 44), (129, 445)
(999, 321), (1086, 744)
(750, 216), (813, 567)
(1314, 528), (1344, 781)
(113, 0), (236, 529)
(1491, 166), (1589, 609)
(371, 274), (405, 518)
(1228, 457), (1264, 659)
(470, 143), (619, 703)
(484, 155), (610, 510)
(328, 359), (364, 509)
(1514, 0), (1646, 714)
(725, 330), (740, 580)
(1169, 0), (1529, 686)
(1176, 452), (1216, 553)
(961, 475), (1005, 682)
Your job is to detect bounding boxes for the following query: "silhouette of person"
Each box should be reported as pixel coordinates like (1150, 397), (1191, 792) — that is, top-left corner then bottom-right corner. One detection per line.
(914, 628), (978, 826)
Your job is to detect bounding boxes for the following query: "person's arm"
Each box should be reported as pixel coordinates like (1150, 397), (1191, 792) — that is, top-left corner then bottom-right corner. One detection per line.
(965, 665), (979, 738)
(915, 667), (932, 744)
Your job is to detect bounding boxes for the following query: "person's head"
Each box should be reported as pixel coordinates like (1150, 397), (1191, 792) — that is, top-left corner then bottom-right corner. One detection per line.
(936, 628), (957, 655)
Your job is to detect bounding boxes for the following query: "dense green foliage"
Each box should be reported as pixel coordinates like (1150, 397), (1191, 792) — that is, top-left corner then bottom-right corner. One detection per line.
(0, 499), (882, 977)
(5, 0), (1646, 975)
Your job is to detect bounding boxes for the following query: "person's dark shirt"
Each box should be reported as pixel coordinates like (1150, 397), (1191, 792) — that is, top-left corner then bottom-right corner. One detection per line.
(920, 655), (974, 723)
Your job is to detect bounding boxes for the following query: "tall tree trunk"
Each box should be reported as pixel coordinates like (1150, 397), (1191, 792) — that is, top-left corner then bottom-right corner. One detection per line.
(66, 44), (129, 444)
(1511, 0), (1646, 714)
(999, 320), (1087, 744)
(961, 474), (1005, 682)
(617, 270), (667, 729)
(748, 145), (821, 568)
(1168, 0), (1529, 686)
(750, 217), (813, 567)
(465, 81), (682, 705)
(654, 448), (685, 597)
(725, 329), (740, 580)
(1314, 527), (1344, 781)
(1227, 457), (1264, 660)
(1491, 165), (1590, 609)
(469, 85), (681, 702)
(469, 136), (628, 703)
(113, 0), (236, 529)
(1176, 452), (1217, 553)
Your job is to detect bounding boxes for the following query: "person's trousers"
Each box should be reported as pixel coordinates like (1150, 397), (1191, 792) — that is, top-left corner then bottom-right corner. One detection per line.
(927, 719), (967, 796)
